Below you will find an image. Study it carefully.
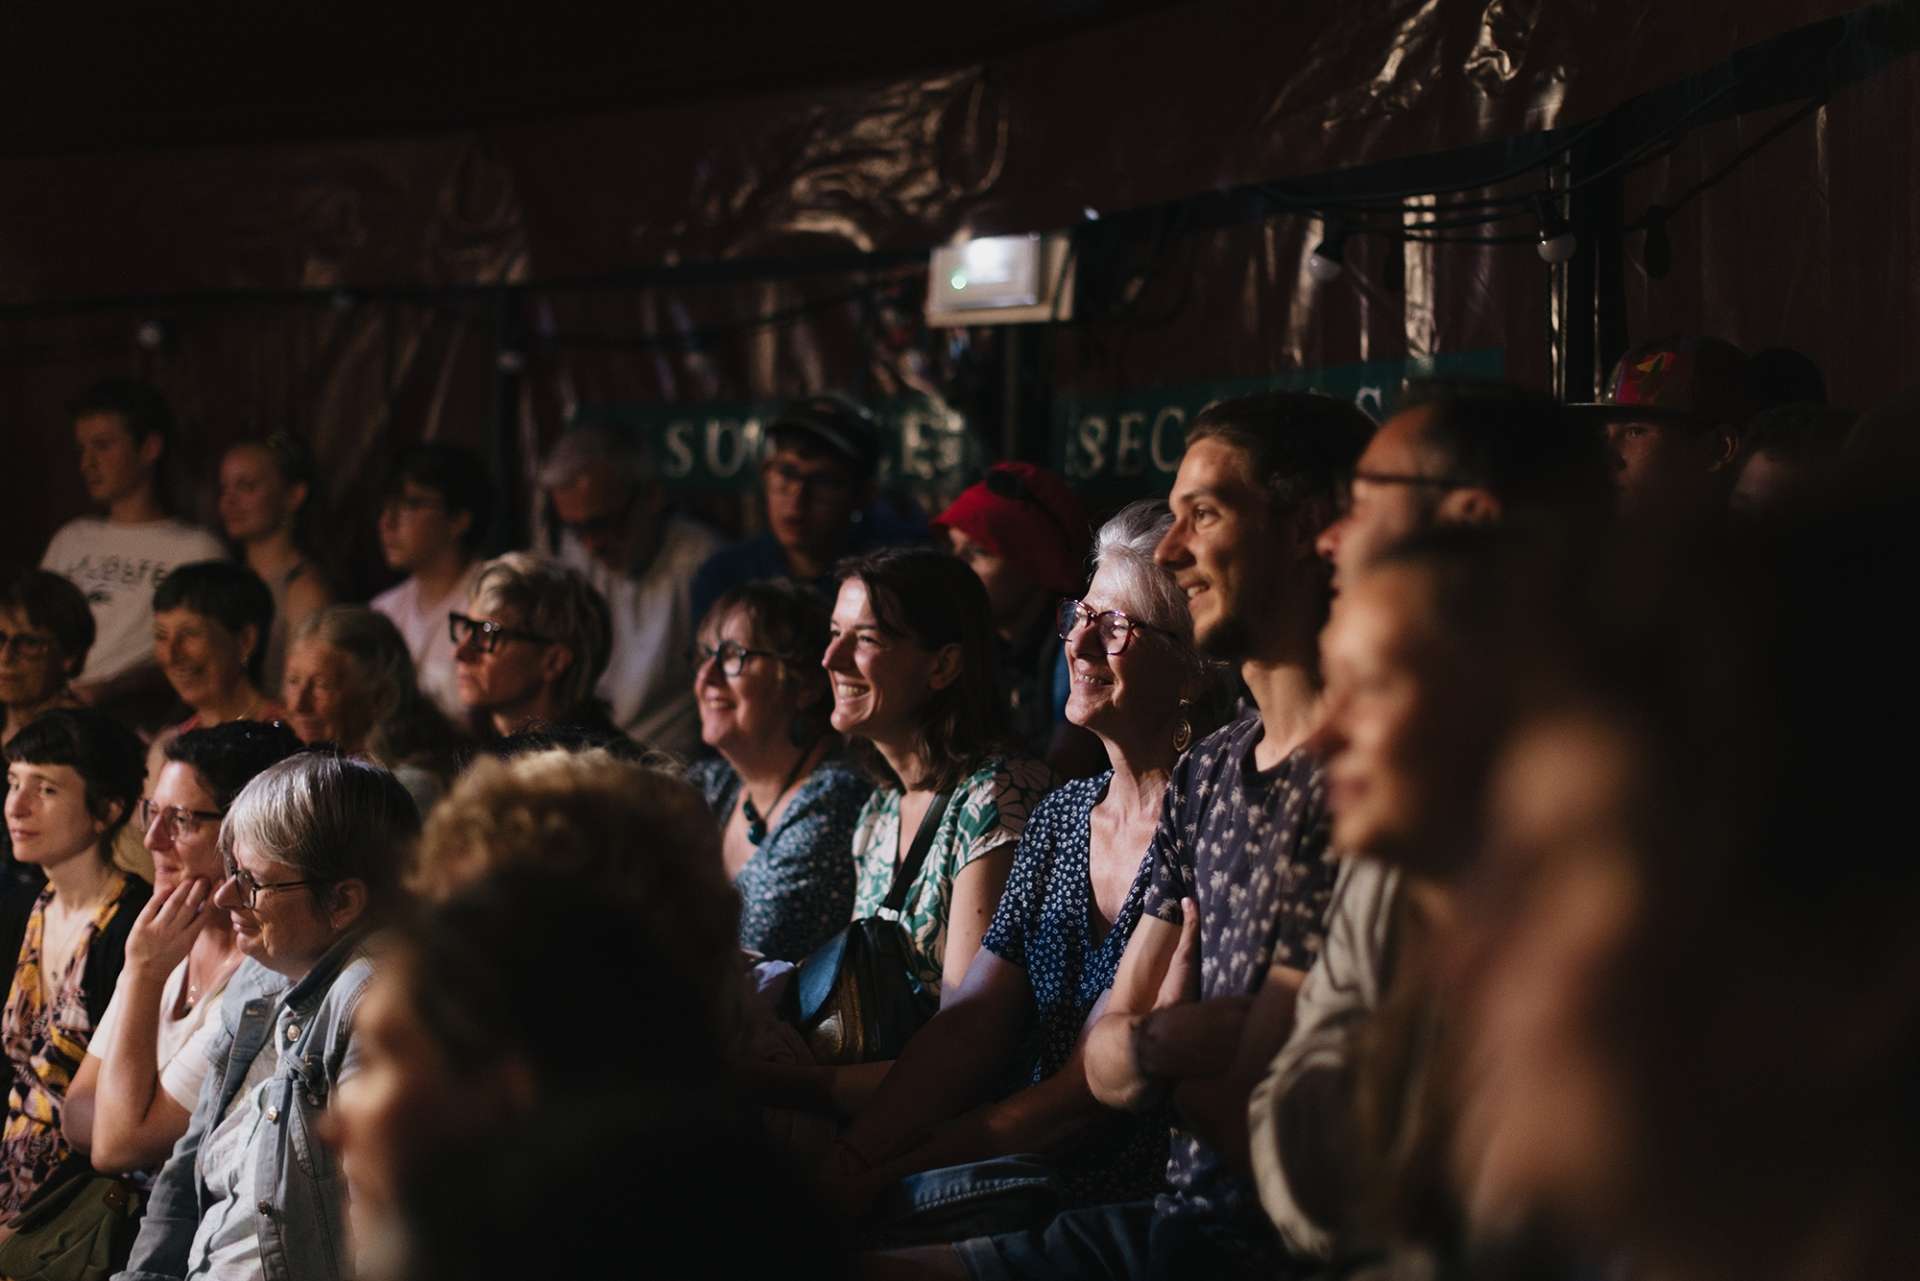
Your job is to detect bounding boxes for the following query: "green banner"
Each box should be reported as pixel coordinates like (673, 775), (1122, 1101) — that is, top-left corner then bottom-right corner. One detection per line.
(1054, 350), (1505, 497)
(572, 395), (984, 497)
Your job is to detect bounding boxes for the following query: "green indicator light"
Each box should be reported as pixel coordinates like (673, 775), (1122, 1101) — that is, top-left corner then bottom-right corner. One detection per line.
(950, 271), (968, 290)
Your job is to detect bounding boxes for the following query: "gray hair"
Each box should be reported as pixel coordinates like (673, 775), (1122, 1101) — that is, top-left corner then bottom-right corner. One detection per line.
(1090, 501), (1197, 665)
(538, 421), (656, 490)
(220, 752), (420, 916)
(290, 605), (452, 768)
(470, 553), (614, 719)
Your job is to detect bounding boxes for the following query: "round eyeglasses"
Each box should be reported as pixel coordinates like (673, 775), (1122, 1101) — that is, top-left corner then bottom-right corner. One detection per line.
(1056, 599), (1169, 655)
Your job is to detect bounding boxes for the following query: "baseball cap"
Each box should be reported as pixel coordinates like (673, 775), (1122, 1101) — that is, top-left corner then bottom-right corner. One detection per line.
(933, 462), (1090, 597)
(763, 395), (883, 484)
(1568, 337), (1764, 430)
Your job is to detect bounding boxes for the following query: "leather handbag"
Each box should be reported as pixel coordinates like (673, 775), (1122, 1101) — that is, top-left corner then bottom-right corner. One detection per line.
(787, 791), (952, 1065)
(0, 1161), (144, 1281)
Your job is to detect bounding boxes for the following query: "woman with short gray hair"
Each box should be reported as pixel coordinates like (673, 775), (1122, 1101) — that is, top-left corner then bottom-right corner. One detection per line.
(829, 499), (1225, 1212)
(450, 552), (618, 741)
(118, 751), (418, 1281)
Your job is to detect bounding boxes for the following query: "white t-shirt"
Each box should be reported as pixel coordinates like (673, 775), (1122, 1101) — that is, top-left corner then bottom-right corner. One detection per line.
(41, 517), (227, 686)
(371, 562), (482, 725)
(556, 515), (719, 758)
(90, 957), (234, 1115)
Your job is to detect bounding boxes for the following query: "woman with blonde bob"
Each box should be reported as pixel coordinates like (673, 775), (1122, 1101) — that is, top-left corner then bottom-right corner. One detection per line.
(451, 553), (616, 742)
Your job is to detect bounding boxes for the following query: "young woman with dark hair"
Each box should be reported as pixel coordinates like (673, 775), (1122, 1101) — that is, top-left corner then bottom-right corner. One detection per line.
(0, 708), (151, 1221)
(826, 547), (1052, 1002)
(63, 720), (304, 1175)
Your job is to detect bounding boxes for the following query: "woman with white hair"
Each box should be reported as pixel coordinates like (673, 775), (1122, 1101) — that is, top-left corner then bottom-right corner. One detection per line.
(116, 752), (419, 1281)
(829, 500), (1222, 1210)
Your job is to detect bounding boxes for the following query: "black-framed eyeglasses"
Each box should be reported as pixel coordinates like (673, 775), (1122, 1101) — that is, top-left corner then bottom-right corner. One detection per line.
(1338, 468), (1477, 514)
(1056, 599), (1169, 656)
(222, 850), (323, 909)
(139, 798), (226, 842)
(691, 639), (793, 678)
(449, 613), (555, 654)
(0, 630), (55, 661)
(985, 468), (1081, 547)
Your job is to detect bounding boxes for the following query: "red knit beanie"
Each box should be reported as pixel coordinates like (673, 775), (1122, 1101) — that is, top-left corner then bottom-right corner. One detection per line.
(932, 463), (1090, 596)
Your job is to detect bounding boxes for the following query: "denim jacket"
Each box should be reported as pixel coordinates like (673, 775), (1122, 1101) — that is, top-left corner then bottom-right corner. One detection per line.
(115, 935), (374, 1281)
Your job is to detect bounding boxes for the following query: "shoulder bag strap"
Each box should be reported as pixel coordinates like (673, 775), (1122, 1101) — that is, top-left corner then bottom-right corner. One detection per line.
(882, 789), (954, 915)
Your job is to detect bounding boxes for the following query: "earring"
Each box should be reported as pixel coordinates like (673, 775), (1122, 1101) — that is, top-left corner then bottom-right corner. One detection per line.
(1172, 699), (1193, 754)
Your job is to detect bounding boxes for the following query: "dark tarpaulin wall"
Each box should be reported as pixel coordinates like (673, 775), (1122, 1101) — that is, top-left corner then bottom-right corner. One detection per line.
(0, 0), (1906, 575)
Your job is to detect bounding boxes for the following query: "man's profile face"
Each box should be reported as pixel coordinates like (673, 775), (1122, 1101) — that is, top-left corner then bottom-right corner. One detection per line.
(1317, 406), (1448, 596)
(74, 412), (155, 507)
(1604, 419), (1728, 521)
(1153, 437), (1280, 660)
(761, 444), (857, 561)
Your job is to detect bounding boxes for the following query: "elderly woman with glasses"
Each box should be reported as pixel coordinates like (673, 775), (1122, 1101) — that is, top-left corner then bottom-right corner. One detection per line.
(830, 501), (1224, 1217)
(62, 720), (304, 1176)
(685, 580), (873, 962)
(451, 552), (618, 742)
(118, 751), (418, 1281)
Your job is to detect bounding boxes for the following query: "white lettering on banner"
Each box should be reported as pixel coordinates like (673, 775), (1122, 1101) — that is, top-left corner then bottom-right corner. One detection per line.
(702, 418), (761, 479)
(898, 407), (967, 481)
(1114, 412), (1150, 477)
(1073, 415), (1110, 478)
(1149, 407), (1186, 472)
(662, 421), (698, 480)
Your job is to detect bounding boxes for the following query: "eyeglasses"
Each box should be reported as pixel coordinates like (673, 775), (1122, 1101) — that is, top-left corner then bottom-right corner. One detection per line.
(691, 639), (792, 677)
(984, 468), (1080, 548)
(140, 798), (226, 842)
(1337, 468), (1476, 515)
(449, 613), (555, 654)
(763, 460), (854, 502)
(1056, 599), (1169, 656)
(0, 630), (55, 661)
(555, 487), (639, 539)
(222, 850), (323, 908)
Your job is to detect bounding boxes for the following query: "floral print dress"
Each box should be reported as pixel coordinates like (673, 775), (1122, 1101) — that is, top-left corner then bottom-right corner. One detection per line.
(848, 754), (1052, 996)
(0, 870), (147, 1219)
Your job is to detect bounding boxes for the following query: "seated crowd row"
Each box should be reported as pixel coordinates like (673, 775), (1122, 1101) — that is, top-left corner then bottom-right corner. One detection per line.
(0, 335), (1910, 1281)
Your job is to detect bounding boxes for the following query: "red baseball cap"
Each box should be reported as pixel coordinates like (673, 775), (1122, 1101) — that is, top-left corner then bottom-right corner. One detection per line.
(1569, 337), (1764, 430)
(933, 463), (1090, 596)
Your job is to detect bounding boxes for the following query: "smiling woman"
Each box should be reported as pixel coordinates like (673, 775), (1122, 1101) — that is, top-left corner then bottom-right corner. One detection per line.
(145, 561), (286, 795)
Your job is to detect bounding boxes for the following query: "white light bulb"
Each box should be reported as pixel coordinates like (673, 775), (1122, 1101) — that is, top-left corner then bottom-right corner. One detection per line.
(135, 321), (166, 350)
(1307, 250), (1345, 284)
(1537, 231), (1578, 264)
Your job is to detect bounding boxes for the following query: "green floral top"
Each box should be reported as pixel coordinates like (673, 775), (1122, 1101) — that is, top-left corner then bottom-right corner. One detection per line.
(849, 755), (1053, 995)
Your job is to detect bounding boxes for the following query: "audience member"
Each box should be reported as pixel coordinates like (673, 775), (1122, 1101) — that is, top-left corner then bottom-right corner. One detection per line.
(685, 580), (874, 962)
(691, 394), (892, 624)
(40, 380), (226, 724)
(64, 720), (304, 1174)
(935, 463), (1104, 779)
(1727, 402), (1857, 521)
(218, 433), (332, 694)
(1745, 345), (1828, 407)
(1, 569), (97, 971)
(0, 569), (94, 746)
(829, 548), (1051, 1002)
(145, 561), (285, 787)
(283, 605), (463, 811)
(326, 869), (766, 1280)
(1570, 337), (1762, 526)
(838, 502), (1220, 1222)
(0, 708), (151, 1221)
(118, 751), (419, 1281)
(937, 393), (1366, 1281)
(1316, 380), (1606, 593)
(371, 442), (496, 723)
(1249, 528), (1531, 1267)
(539, 422), (719, 757)
(452, 552), (617, 742)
